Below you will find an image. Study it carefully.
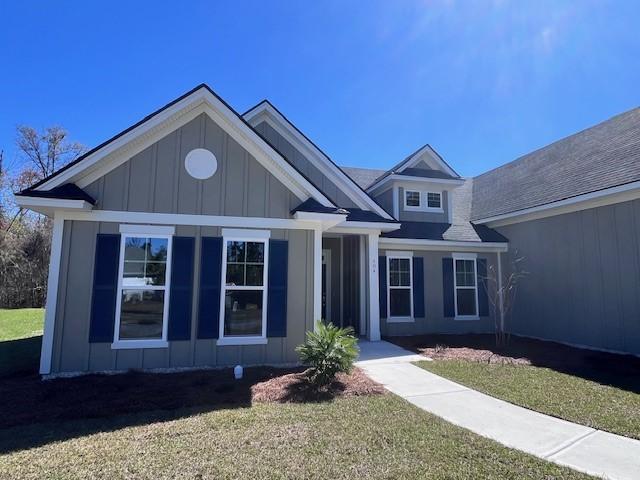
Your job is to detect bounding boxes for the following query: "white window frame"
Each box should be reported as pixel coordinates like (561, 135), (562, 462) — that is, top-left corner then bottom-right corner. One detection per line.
(386, 250), (414, 323)
(404, 190), (422, 209)
(426, 191), (443, 211)
(112, 224), (175, 349)
(403, 189), (444, 213)
(218, 228), (270, 346)
(452, 252), (479, 321)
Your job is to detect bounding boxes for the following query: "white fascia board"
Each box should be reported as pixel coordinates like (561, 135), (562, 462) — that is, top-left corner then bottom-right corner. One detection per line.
(293, 211), (347, 230)
(36, 87), (336, 209)
(59, 209), (322, 231)
(244, 104), (394, 220)
(328, 221), (400, 234)
(379, 237), (508, 252)
(474, 180), (640, 227)
(15, 196), (93, 215)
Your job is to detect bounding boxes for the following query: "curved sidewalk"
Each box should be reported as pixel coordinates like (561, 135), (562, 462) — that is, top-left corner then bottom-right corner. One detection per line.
(356, 340), (640, 480)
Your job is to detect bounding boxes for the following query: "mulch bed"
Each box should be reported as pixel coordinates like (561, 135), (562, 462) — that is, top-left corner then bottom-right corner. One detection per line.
(252, 368), (385, 403)
(0, 366), (383, 430)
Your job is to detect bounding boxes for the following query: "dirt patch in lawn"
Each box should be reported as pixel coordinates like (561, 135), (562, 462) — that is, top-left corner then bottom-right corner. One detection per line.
(252, 368), (385, 403)
(0, 366), (383, 431)
(388, 334), (640, 393)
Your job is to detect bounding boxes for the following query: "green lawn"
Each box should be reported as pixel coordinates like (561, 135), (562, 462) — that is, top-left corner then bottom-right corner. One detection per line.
(0, 308), (44, 376)
(0, 394), (593, 479)
(417, 360), (640, 440)
(0, 308), (44, 341)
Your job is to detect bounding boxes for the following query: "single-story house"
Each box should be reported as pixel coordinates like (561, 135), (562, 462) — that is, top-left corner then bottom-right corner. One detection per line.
(15, 84), (640, 375)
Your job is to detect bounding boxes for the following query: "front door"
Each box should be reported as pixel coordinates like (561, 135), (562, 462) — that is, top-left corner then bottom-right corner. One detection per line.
(321, 249), (331, 323)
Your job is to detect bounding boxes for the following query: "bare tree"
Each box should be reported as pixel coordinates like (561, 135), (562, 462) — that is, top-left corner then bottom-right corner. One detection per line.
(15, 125), (85, 180)
(483, 254), (528, 348)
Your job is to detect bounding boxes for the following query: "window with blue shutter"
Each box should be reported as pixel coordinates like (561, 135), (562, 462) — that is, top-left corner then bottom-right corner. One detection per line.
(168, 236), (195, 341)
(197, 237), (223, 339)
(267, 239), (288, 337)
(89, 234), (121, 342)
(442, 257), (455, 318)
(413, 257), (425, 318)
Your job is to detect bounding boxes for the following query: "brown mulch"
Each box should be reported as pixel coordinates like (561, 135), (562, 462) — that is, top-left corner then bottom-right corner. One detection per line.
(0, 366), (383, 431)
(251, 367), (385, 403)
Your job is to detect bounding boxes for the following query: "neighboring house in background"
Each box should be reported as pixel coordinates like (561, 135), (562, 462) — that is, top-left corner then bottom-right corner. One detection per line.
(14, 84), (640, 375)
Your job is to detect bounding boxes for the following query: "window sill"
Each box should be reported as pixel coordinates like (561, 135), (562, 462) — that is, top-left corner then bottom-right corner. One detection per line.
(217, 337), (268, 346)
(454, 315), (480, 321)
(387, 317), (415, 323)
(111, 340), (169, 350)
(403, 206), (444, 213)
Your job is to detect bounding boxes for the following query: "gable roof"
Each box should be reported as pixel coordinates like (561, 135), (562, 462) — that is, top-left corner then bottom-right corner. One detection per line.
(26, 84), (337, 209)
(366, 143), (461, 191)
(242, 100), (395, 220)
(472, 106), (640, 222)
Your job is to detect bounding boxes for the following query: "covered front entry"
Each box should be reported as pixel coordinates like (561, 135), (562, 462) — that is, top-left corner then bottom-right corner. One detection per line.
(321, 234), (366, 336)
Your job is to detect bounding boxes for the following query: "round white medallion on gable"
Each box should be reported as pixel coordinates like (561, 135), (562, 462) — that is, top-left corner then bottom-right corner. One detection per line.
(184, 148), (218, 180)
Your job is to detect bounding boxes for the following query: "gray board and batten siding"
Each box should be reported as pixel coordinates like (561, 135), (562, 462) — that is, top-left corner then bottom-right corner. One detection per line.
(496, 198), (640, 356)
(50, 113), (319, 373)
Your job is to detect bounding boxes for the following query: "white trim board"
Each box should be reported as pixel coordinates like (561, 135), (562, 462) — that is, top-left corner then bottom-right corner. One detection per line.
(33, 86), (336, 209)
(243, 101), (394, 220)
(380, 237), (508, 252)
(474, 180), (640, 227)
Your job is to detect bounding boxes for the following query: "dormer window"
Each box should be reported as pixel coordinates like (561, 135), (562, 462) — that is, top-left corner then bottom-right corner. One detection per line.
(405, 190), (421, 207)
(427, 192), (441, 209)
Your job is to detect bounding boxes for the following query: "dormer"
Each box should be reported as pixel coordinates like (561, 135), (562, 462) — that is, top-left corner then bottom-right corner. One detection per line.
(366, 144), (465, 223)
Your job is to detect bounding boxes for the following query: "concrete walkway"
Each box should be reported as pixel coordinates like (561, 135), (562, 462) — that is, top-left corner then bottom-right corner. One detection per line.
(356, 340), (640, 480)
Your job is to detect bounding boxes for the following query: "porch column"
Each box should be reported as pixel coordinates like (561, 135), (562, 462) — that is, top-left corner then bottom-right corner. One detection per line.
(313, 227), (322, 332)
(40, 213), (65, 374)
(367, 231), (381, 341)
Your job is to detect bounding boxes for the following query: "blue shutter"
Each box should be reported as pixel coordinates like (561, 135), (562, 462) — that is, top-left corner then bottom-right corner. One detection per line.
(412, 257), (425, 318)
(89, 234), (121, 342)
(442, 258), (455, 318)
(168, 236), (195, 341)
(378, 256), (387, 318)
(267, 239), (288, 337)
(197, 237), (223, 339)
(477, 258), (489, 317)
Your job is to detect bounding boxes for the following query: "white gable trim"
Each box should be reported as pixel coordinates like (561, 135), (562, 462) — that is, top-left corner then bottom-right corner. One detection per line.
(243, 102), (394, 220)
(35, 87), (336, 208)
(396, 144), (459, 177)
(366, 144), (459, 192)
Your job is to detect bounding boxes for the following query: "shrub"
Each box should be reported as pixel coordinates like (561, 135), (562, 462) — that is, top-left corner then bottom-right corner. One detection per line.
(296, 322), (359, 387)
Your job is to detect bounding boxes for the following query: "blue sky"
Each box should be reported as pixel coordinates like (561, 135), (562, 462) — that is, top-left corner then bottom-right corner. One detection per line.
(1, 0), (639, 177)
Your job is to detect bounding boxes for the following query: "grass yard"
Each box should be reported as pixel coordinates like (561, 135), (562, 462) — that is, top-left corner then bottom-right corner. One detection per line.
(417, 360), (640, 440)
(0, 391), (593, 479)
(0, 308), (44, 376)
(0, 308), (44, 341)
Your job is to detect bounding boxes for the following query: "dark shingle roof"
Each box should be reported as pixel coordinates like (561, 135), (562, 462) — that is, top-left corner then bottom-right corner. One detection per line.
(16, 183), (96, 204)
(291, 198), (395, 223)
(471, 106), (640, 221)
(340, 167), (387, 189)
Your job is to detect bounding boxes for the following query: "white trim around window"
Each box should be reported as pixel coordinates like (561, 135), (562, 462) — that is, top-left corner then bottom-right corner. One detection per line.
(452, 252), (479, 321)
(218, 228), (270, 346)
(403, 190), (444, 213)
(112, 225), (175, 349)
(386, 250), (414, 323)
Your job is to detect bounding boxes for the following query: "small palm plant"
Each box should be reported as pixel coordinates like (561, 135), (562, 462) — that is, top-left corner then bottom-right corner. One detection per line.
(296, 322), (359, 387)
